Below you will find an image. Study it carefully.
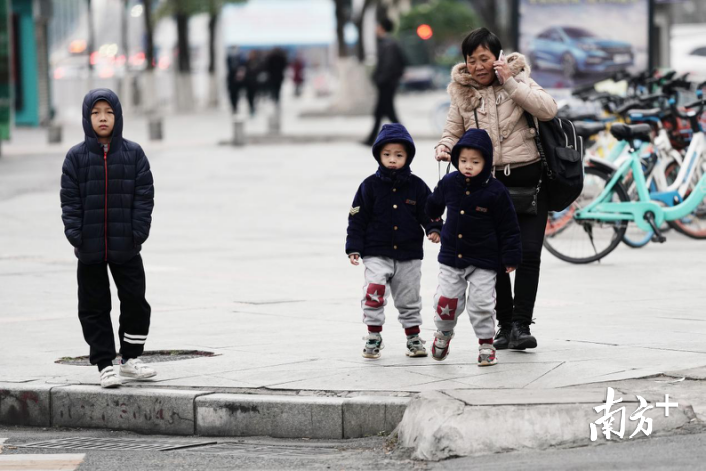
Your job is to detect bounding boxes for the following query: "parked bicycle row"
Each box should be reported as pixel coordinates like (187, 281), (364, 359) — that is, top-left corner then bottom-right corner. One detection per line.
(543, 70), (706, 263)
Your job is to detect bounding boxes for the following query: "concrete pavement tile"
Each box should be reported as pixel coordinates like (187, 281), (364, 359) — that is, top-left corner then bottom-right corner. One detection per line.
(264, 367), (445, 392)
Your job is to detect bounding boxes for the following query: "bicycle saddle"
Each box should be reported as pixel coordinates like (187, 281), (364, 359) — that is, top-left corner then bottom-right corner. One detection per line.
(610, 123), (652, 142)
(574, 122), (606, 139)
(628, 108), (662, 119)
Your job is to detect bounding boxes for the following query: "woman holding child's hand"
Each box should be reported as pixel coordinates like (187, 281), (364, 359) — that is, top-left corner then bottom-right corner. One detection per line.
(434, 27), (558, 352)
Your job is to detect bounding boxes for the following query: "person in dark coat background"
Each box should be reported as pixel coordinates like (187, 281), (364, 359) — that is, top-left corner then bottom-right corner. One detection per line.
(226, 46), (247, 114)
(426, 128), (521, 367)
(266, 47), (288, 105)
(347, 124), (441, 360)
(244, 50), (263, 116)
(363, 18), (406, 146)
(60, 89), (156, 389)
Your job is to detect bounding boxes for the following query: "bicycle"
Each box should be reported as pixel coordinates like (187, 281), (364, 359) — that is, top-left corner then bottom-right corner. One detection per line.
(543, 95), (706, 263)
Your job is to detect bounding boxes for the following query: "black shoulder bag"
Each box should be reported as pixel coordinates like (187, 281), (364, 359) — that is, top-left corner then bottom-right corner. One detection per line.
(524, 113), (584, 212)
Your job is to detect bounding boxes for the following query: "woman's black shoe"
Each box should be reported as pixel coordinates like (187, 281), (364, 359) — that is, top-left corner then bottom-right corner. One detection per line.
(509, 322), (537, 350)
(493, 324), (512, 350)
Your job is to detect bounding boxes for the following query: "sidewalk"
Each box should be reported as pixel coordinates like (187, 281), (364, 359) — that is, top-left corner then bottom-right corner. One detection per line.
(1, 89), (448, 156)
(1, 105), (706, 457)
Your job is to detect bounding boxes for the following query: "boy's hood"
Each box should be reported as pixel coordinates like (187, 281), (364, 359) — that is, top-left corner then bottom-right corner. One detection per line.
(451, 128), (494, 183)
(372, 123), (416, 168)
(82, 88), (124, 154)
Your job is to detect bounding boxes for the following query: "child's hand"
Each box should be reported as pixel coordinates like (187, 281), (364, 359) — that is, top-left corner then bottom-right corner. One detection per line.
(349, 254), (360, 266)
(428, 233), (441, 243)
(505, 266), (516, 274)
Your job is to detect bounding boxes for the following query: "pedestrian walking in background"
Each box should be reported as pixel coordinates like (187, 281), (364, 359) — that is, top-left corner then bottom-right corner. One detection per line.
(363, 18), (407, 146)
(60, 89), (156, 389)
(346, 124), (441, 359)
(426, 129), (522, 367)
(226, 46), (247, 114)
(266, 47), (288, 105)
(291, 53), (305, 97)
(434, 28), (557, 350)
(244, 50), (263, 116)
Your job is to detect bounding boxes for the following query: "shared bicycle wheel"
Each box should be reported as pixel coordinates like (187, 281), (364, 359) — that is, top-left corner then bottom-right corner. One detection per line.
(543, 167), (629, 264)
(664, 160), (706, 239)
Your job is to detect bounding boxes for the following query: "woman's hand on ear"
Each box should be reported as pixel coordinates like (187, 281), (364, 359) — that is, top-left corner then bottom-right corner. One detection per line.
(493, 58), (512, 84)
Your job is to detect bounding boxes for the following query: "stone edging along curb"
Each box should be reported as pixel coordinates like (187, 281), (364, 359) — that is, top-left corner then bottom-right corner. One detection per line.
(0, 383), (408, 439)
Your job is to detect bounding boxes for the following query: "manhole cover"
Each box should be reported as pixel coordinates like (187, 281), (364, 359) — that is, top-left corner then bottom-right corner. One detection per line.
(180, 442), (345, 457)
(55, 350), (216, 366)
(19, 437), (217, 451)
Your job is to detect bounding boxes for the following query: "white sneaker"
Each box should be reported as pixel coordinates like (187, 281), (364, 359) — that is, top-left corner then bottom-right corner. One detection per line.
(119, 358), (157, 380)
(99, 366), (121, 388)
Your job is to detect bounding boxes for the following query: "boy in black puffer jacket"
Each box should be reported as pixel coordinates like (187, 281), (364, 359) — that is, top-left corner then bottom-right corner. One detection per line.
(346, 124), (441, 359)
(426, 129), (521, 367)
(60, 89), (155, 388)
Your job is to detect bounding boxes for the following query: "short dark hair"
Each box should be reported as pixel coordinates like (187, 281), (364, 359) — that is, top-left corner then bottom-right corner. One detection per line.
(461, 27), (502, 60)
(379, 17), (394, 33)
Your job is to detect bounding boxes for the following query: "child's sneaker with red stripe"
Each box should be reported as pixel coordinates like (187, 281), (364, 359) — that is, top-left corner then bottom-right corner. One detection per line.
(478, 344), (497, 367)
(431, 331), (454, 361)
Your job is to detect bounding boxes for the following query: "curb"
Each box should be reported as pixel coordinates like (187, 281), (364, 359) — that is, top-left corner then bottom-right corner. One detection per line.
(0, 382), (409, 439)
(396, 389), (699, 461)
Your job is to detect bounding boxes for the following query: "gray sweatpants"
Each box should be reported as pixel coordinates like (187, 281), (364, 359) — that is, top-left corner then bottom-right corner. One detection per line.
(433, 264), (497, 340)
(361, 256), (423, 329)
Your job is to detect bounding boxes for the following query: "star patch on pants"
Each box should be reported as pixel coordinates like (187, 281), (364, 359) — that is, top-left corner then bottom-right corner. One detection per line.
(365, 283), (385, 308)
(436, 296), (458, 321)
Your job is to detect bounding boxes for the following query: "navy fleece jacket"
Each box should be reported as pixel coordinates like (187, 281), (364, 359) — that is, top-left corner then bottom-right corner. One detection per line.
(426, 129), (522, 271)
(346, 124), (441, 261)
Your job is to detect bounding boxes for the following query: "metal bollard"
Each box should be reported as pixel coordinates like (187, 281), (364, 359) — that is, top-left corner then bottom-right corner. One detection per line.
(48, 122), (63, 144)
(268, 111), (281, 135)
(232, 116), (245, 146)
(148, 117), (163, 141)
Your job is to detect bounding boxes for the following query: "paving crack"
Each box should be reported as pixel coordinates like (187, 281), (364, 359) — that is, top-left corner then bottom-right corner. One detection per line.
(523, 361), (566, 388)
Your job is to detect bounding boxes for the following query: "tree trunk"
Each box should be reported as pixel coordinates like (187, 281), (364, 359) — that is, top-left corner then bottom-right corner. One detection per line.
(334, 0), (348, 58)
(206, 7), (219, 108)
(174, 7), (195, 111)
(86, 0), (94, 89)
(354, 0), (376, 62)
(120, 0), (132, 112)
(466, 0), (511, 49)
(175, 12), (191, 73)
(142, 0), (157, 114)
(144, 0), (155, 71)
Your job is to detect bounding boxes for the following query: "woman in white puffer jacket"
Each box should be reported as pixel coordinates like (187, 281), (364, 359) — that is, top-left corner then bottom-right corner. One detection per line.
(435, 28), (558, 352)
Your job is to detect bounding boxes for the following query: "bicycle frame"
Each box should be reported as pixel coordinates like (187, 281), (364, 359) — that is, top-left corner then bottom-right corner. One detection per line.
(575, 141), (706, 232)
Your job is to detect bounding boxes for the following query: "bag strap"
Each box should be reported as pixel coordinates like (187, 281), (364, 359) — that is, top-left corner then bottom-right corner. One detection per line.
(524, 112), (552, 181)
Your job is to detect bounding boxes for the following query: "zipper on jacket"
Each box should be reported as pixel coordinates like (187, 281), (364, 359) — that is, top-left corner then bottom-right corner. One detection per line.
(103, 149), (108, 262)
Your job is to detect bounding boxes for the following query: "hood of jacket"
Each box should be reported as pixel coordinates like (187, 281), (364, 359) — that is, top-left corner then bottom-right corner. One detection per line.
(447, 52), (530, 112)
(82, 88), (124, 155)
(372, 123), (416, 167)
(451, 128), (494, 186)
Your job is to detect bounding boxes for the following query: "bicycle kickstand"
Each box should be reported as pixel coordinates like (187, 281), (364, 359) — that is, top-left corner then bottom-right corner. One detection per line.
(644, 212), (667, 243)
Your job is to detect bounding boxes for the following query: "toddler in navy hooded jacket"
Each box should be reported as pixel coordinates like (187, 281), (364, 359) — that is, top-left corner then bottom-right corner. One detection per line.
(346, 123), (442, 359)
(60, 89), (156, 388)
(426, 128), (521, 367)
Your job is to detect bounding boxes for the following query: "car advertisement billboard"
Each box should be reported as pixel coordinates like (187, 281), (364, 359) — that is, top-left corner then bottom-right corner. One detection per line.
(517, 0), (651, 90)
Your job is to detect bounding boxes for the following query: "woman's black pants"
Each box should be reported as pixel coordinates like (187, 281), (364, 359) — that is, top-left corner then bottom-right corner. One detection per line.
(494, 162), (548, 326)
